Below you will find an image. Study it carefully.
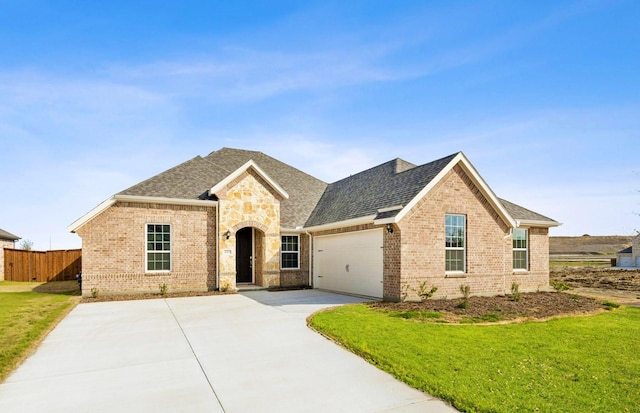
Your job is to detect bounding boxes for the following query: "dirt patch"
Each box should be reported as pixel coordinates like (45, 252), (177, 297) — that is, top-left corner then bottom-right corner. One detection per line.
(551, 267), (640, 307)
(81, 290), (236, 303)
(370, 292), (607, 323)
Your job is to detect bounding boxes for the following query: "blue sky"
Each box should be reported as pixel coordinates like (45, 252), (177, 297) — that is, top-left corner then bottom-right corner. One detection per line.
(1, 0), (639, 250)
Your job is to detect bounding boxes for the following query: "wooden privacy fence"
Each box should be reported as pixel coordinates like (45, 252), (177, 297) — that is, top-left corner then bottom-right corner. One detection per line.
(3, 248), (82, 282)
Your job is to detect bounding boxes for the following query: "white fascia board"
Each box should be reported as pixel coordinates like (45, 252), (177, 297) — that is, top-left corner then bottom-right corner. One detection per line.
(68, 195), (218, 233)
(392, 152), (517, 228)
(377, 205), (403, 213)
(114, 194), (217, 208)
(303, 214), (376, 233)
(516, 219), (562, 228)
(209, 160), (289, 200)
(67, 197), (117, 233)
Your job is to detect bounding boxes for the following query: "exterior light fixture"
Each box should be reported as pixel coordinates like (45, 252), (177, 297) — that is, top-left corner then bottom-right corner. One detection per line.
(225, 230), (231, 239)
(386, 224), (394, 234)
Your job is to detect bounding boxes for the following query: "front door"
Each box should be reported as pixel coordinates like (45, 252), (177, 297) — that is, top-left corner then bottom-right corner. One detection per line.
(236, 227), (253, 283)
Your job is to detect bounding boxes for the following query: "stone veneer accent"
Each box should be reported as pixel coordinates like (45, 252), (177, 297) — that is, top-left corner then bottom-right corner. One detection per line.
(0, 239), (16, 281)
(76, 202), (216, 297)
(217, 168), (282, 289)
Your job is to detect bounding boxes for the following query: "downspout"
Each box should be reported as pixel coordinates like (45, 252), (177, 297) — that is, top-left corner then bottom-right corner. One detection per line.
(305, 230), (312, 287)
(503, 229), (512, 295)
(216, 201), (220, 290)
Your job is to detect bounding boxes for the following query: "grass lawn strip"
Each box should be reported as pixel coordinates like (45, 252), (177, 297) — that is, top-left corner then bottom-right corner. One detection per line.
(0, 284), (79, 382)
(309, 304), (640, 413)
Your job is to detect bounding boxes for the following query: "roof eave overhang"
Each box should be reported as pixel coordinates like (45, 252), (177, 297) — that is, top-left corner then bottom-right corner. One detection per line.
(210, 160), (289, 200)
(303, 214), (376, 233)
(516, 219), (562, 228)
(68, 195), (218, 233)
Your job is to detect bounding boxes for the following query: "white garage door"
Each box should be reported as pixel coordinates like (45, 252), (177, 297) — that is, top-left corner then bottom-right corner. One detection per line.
(313, 229), (383, 298)
(619, 256), (633, 267)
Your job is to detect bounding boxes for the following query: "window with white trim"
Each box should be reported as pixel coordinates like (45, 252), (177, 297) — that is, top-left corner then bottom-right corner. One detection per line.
(281, 235), (299, 269)
(513, 228), (528, 270)
(445, 214), (466, 272)
(146, 224), (171, 272)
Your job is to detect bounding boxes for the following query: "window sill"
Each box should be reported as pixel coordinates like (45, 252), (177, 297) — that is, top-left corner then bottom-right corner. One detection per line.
(513, 269), (529, 274)
(445, 272), (467, 278)
(145, 271), (171, 276)
(281, 268), (300, 271)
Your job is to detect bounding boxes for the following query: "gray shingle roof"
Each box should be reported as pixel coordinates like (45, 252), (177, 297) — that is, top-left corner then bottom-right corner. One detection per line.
(115, 147), (556, 230)
(499, 198), (558, 224)
(119, 148), (327, 229)
(619, 246), (632, 254)
(0, 228), (20, 241)
(305, 154), (458, 227)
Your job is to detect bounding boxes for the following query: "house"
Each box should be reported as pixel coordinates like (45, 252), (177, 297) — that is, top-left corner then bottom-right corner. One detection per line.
(68, 148), (560, 301)
(0, 228), (20, 281)
(616, 234), (640, 267)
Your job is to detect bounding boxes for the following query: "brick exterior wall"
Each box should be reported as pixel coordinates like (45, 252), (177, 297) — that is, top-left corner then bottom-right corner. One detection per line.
(280, 233), (310, 287)
(391, 165), (549, 301)
(308, 166), (551, 302)
(0, 240), (16, 281)
(76, 202), (216, 296)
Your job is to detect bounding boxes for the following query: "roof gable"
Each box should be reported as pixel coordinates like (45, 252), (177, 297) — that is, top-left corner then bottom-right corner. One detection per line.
(305, 154), (457, 228)
(210, 160), (289, 200)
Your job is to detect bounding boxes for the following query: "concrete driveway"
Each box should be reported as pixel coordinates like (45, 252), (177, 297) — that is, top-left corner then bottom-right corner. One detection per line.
(0, 290), (456, 412)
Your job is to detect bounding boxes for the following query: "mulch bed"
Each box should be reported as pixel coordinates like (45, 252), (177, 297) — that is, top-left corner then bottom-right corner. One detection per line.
(369, 292), (607, 323)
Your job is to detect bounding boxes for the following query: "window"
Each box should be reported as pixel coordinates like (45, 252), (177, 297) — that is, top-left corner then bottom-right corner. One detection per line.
(281, 235), (299, 269)
(146, 224), (171, 272)
(513, 228), (528, 270)
(445, 214), (465, 272)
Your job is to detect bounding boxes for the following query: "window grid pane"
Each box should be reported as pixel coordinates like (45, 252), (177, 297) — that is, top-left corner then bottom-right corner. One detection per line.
(445, 214), (465, 272)
(147, 224), (171, 271)
(512, 229), (528, 270)
(281, 235), (299, 269)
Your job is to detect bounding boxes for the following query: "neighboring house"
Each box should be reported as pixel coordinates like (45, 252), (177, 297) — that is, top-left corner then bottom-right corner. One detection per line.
(0, 228), (20, 281)
(69, 148), (560, 300)
(616, 234), (640, 267)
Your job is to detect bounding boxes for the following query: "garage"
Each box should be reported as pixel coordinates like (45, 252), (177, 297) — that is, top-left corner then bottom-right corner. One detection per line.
(313, 229), (383, 298)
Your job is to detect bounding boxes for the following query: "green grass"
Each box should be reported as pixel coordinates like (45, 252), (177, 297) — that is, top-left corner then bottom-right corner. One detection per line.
(0, 283), (79, 382)
(310, 304), (640, 412)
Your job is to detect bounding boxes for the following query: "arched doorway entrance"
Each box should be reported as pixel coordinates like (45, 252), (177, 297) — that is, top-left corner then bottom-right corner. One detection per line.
(236, 227), (254, 283)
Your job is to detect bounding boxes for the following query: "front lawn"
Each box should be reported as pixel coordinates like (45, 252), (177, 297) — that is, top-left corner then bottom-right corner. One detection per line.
(0, 282), (79, 382)
(309, 304), (640, 412)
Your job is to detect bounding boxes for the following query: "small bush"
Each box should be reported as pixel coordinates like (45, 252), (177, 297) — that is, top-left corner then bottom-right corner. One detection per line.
(416, 282), (438, 302)
(159, 283), (168, 297)
(90, 287), (99, 299)
(510, 282), (521, 302)
(458, 284), (471, 309)
(460, 284), (471, 299)
(602, 300), (620, 310)
(551, 280), (570, 292)
(400, 284), (410, 302)
(220, 281), (230, 293)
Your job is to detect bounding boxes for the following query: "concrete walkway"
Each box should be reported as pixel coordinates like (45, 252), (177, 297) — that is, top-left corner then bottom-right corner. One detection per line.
(0, 290), (457, 412)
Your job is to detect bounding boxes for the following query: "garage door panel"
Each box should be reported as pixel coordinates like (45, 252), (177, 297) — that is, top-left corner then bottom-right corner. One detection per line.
(314, 229), (383, 298)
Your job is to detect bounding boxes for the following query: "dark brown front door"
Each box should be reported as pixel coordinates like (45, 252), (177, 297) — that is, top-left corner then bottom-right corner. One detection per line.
(236, 227), (253, 283)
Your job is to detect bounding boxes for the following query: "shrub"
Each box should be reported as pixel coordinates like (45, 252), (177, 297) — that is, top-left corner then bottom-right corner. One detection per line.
(159, 283), (168, 297)
(602, 300), (620, 310)
(510, 282), (521, 302)
(90, 287), (99, 299)
(551, 280), (570, 292)
(458, 285), (471, 309)
(416, 282), (438, 302)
